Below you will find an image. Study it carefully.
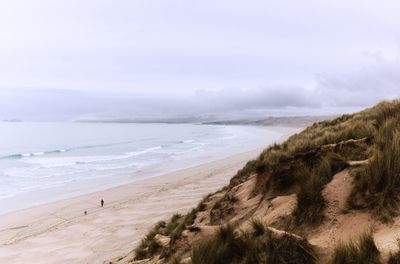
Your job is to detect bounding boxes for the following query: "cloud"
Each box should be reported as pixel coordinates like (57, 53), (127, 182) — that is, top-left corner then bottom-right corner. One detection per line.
(192, 86), (320, 112)
(0, 0), (400, 93)
(1, 51), (400, 121)
(316, 54), (400, 107)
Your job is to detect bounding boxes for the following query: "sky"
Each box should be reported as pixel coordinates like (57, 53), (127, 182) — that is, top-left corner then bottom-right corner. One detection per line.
(0, 0), (400, 120)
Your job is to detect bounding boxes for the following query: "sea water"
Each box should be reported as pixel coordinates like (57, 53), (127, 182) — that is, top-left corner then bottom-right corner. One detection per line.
(0, 122), (283, 214)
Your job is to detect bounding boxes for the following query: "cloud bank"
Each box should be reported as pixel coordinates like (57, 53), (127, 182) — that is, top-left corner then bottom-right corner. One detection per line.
(1, 55), (399, 121)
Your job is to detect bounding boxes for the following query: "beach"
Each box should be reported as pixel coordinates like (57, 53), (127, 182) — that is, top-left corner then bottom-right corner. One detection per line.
(0, 149), (264, 263)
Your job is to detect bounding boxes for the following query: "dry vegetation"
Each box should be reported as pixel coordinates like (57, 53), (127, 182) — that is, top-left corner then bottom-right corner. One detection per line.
(192, 222), (316, 264)
(293, 154), (348, 225)
(350, 118), (400, 220)
(119, 99), (400, 264)
(327, 233), (381, 264)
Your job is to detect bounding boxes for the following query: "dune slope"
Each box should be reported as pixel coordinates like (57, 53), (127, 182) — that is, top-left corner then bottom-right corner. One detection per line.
(123, 100), (400, 264)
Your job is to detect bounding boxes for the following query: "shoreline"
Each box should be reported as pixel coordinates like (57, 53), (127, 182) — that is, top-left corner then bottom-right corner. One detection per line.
(0, 126), (302, 263)
(0, 146), (264, 218)
(0, 149), (264, 263)
(0, 124), (289, 215)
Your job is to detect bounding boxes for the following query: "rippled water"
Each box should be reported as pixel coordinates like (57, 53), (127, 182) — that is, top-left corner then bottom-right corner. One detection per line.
(0, 122), (283, 213)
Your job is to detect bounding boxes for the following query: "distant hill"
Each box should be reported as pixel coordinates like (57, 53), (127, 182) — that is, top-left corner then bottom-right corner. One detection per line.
(78, 115), (335, 128)
(203, 115), (336, 127)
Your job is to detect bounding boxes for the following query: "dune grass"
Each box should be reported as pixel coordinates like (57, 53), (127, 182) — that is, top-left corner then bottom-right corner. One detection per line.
(294, 171), (326, 225)
(350, 118), (400, 220)
(191, 225), (246, 264)
(294, 154), (348, 225)
(134, 220), (167, 260)
(232, 101), (380, 197)
(281, 113), (374, 155)
(191, 223), (316, 264)
(231, 99), (400, 193)
(252, 100), (400, 224)
(284, 100), (400, 155)
(134, 99), (400, 262)
(327, 233), (381, 264)
(134, 208), (200, 260)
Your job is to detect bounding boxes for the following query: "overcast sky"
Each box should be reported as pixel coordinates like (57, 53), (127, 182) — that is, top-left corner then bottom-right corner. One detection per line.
(0, 0), (400, 120)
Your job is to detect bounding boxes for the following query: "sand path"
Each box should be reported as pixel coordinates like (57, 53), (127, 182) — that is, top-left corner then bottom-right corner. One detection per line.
(310, 169), (375, 248)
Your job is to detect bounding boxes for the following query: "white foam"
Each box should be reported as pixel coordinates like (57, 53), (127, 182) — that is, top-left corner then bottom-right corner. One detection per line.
(125, 146), (163, 156)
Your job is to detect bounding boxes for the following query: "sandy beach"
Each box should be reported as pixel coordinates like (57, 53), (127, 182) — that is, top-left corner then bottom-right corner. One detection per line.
(0, 149), (263, 264)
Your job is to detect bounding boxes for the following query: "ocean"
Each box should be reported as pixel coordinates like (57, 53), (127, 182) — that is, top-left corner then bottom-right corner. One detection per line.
(0, 122), (284, 214)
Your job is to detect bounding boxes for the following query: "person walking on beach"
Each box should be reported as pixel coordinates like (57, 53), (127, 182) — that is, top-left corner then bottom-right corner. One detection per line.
(101, 199), (104, 207)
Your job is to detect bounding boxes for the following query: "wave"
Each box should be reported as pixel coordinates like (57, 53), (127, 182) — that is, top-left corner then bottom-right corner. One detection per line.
(2, 138), (197, 161)
(125, 146), (163, 156)
(1, 141), (136, 160)
(18, 145), (165, 168)
(4, 149), (68, 159)
(178, 139), (195, 143)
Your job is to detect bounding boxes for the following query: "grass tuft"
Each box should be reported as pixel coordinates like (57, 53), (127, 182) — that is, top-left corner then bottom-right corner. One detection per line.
(294, 171), (326, 225)
(294, 154), (348, 225)
(264, 230), (317, 264)
(251, 219), (266, 237)
(327, 233), (381, 264)
(350, 119), (400, 219)
(192, 223), (316, 264)
(134, 229), (162, 260)
(134, 209), (200, 260)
